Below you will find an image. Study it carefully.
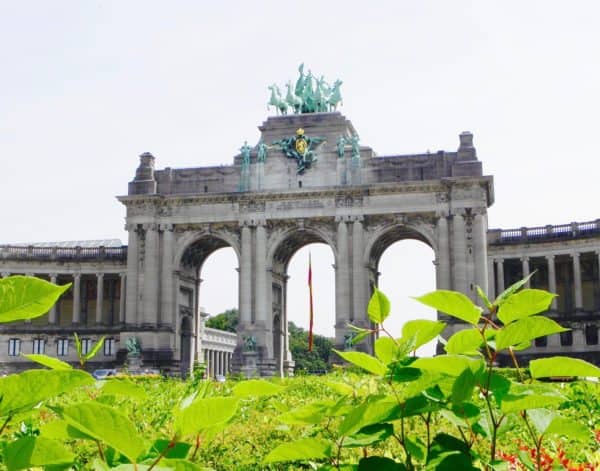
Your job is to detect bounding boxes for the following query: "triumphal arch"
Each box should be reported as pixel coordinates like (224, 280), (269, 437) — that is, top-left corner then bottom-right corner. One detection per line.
(118, 71), (493, 376)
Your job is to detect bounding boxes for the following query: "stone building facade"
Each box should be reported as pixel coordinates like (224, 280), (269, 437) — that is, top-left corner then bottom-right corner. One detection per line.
(1, 111), (598, 375)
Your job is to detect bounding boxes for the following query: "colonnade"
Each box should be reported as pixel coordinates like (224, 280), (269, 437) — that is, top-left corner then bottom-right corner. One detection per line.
(203, 349), (233, 378)
(0, 271), (125, 325)
(489, 250), (600, 311)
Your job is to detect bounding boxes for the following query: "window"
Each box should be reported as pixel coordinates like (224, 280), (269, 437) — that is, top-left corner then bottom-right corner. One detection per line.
(57, 338), (69, 356)
(585, 325), (598, 345)
(560, 331), (573, 346)
(80, 338), (92, 356)
(8, 338), (20, 356)
(33, 338), (45, 354)
(104, 338), (115, 356)
(534, 336), (547, 347)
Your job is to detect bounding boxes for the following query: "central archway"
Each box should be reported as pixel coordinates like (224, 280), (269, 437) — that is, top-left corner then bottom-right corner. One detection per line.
(175, 231), (240, 377)
(268, 225), (337, 375)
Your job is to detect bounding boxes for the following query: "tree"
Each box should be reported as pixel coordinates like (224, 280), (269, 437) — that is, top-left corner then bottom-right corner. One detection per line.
(205, 308), (238, 332)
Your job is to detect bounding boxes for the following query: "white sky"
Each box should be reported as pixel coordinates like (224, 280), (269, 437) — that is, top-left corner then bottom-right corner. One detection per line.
(2, 2), (599, 353)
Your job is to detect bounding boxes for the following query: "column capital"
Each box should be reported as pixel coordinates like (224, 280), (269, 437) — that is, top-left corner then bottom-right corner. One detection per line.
(124, 223), (139, 232)
(435, 211), (449, 219)
(494, 258), (504, 264)
(159, 223), (174, 232)
(73, 273), (81, 280)
(142, 223), (158, 231)
(96, 273), (104, 279)
(335, 215), (350, 223)
(451, 208), (466, 217)
(352, 215), (364, 223)
(571, 252), (581, 260)
(119, 272), (127, 278)
(521, 256), (530, 262)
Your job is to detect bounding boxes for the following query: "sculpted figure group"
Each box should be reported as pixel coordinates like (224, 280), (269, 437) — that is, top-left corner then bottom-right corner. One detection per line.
(268, 64), (343, 115)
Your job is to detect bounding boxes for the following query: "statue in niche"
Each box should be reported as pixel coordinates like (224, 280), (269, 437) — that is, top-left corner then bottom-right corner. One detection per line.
(126, 337), (141, 358)
(257, 140), (269, 163)
(243, 335), (257, 352)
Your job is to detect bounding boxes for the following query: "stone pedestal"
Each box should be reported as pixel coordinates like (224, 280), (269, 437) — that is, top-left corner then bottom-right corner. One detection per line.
(240, 351), (259, 378)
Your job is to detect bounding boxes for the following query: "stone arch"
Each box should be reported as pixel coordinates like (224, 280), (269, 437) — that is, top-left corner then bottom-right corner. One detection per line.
(364, 221), (437, 269)
(174, 229), (240, 270)
(267, 223), (337, 270)
(173, 229), (240, 376)
(266, 224), (337, 375)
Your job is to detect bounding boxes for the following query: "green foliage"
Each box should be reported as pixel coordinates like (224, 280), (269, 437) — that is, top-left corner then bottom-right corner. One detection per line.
(0, 275), (599, 470)
(205, 308), (238, 332)
(289, 321), (333, 373)
(21, 353), (73, 370)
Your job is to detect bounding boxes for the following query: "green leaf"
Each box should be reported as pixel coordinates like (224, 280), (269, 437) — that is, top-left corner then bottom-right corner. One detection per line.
(4, 436), (75, 471)
(333, 350), (387, 376)
(358, 456), (407, 470)
(344, 423), (394, 448)
(174, 396), (239, 437)
(529, 356), (600, 378)
(74, 332), (82, 359)
(388, 366), (422, 383)
(545, 416), (590, 442)
(279, 401), (334, 425)
(21, 353), (72, 370)
(451, 368), (477, 405)
(413, 290), (481, 325)
(445, 328), (485, 355)
(232, 379), (284, 397)
(148, 440), (192, 460)
(375, 337), (398, 364)
(39, 419), (94, 440)
(368, 287), (391, 324)
(401, 319), (446, 350)
(476, 285), (493, 310)
(495, 317), (568, 351)
(263, 438), (332, 463)
(497, 289), (556, 324)
(494, 273), (534, 307)
(100, 379), (149, 400)
(405, 436), (427, 462)
(412, 355), (484, 377)
(0, 275), (71, 322)
(0, 369), (94, 417)
(60, 402), (146, 463)
(500, 392), (565, 413)
(527, 408), (556, 435)
(85, 336), (106, 361)
(338, 398), (399, 436)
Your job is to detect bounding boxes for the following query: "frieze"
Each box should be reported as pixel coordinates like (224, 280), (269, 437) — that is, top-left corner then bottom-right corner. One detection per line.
(273, 199), (326, 211)
(239, 200), (266, 213)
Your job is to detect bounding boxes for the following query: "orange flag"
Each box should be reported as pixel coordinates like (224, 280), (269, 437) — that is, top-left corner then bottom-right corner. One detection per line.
(308, 252), (314, 352)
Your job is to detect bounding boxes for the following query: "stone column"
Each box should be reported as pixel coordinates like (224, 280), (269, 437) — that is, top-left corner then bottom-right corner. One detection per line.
(119, 273), (126, 323)
(255, 222), (267, 326)
(436, 213), (451, 290)
(160, 224), (175, 327)
(547, 255), (557, 309)
(125, 224), (139, 325)
(239, 223), (252, 326)
(473, 211), (489, 296)
(496, 259), (505, 294)
(72, 274), (81, 324)
(572, 252), (583, 310)
(95, 274), (104, 324)
(49, 274), (58, 324)
(142, 224), (159, 326)
(452, 211), (468, 294)
(352, 217), (366, 323)
(521, 257), (530, 288)
(335, 217), (350, 325)
(487, 260), (495, 301)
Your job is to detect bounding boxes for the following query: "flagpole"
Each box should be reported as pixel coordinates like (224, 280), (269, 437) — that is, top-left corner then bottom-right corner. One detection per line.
(308, 252), (314, 352)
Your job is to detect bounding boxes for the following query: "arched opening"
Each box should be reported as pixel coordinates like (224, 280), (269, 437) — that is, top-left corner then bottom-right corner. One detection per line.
(368, 226), (437, 357)
(177, 235), (239, 376)
(270, 229), (336, 375)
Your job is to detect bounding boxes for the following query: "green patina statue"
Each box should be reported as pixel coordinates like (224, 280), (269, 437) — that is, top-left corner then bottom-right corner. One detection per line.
(273, 128), (326, 174)
(126, 337), (141, 358)
(240, 141), (252, 167)
(350, 134), (360, 160)
(336, 136), (346, 158)
(268, 65), (343, 115)
(257, 140), (268, 163)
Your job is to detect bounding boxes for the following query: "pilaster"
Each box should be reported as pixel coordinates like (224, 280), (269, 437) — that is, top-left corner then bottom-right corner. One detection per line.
(142, 223), (159, 326)
(352, 216), (366, 323)
(335, 216), (350, 326)
(239, 222), (252, 326)
(451, 210), (468, 294)
(125, 224), (139, 325)
(473, 211), (489, 296)
(160, 224), (175, 327)
(436, 213), (451, 290)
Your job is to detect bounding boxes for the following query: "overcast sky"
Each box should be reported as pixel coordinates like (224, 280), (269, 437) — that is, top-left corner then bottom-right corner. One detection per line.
(2, 2), (599, 351)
